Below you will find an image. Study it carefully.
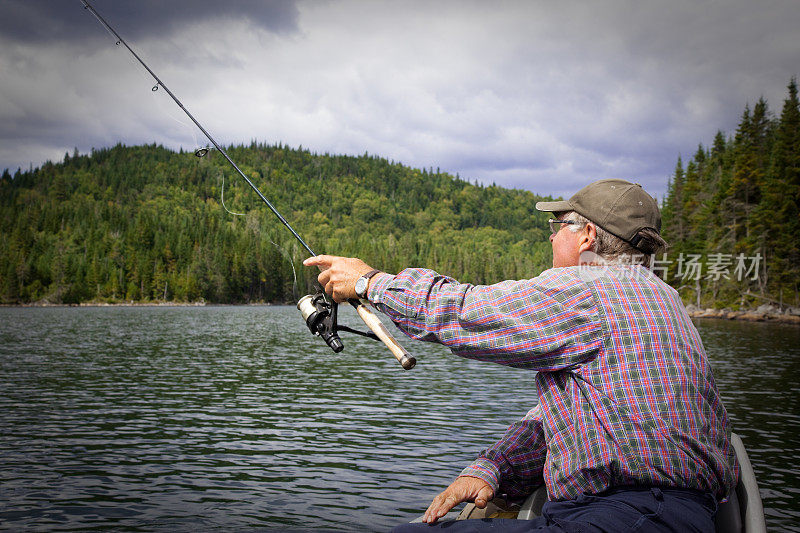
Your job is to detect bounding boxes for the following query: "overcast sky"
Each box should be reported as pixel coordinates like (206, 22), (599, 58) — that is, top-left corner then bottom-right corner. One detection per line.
(1, 0), (798, 199)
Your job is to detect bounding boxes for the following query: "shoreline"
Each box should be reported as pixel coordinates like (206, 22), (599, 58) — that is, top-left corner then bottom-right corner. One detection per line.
(3, 301), (799, 325)
(0, 301), (283, 308)
(686, 305), (800, 325)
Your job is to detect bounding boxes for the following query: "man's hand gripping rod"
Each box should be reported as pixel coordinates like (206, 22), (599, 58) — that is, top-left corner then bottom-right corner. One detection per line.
(80, 0), (415, 369)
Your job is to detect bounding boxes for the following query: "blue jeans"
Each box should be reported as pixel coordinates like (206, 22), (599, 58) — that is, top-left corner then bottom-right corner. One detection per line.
(391, 487), (717, 533)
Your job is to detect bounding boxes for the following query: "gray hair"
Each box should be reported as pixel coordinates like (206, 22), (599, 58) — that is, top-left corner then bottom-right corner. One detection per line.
(562, 211), (668, 269)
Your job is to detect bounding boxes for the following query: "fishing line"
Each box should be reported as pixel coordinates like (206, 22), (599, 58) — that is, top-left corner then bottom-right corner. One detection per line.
(84, 3), (118, 43)
(216, 169), (299, 300)
(87, 1), (206, 156)
(152, 89), (202, 152)
(80, 0), (416, 368)
(220, 172), (247, 217)
(79, 0), (315, 257)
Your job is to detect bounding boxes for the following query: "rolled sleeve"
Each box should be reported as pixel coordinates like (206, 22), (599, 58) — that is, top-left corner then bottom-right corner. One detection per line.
(459, 459), (502, 493)
(366, 271), (396, 303)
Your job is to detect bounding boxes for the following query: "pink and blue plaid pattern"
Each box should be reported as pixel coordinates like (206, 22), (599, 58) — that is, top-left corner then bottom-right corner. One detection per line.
(368, 265), (738, 501)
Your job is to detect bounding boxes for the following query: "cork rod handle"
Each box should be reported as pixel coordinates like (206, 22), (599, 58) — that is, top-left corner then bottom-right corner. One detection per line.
(350, 300), (416, 370)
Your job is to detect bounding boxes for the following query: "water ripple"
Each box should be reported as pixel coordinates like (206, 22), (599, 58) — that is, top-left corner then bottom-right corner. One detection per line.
(0, 307), (797, 531)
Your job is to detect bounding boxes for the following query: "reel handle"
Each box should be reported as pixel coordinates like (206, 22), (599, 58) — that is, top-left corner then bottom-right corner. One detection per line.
(350, 299), (416, 370)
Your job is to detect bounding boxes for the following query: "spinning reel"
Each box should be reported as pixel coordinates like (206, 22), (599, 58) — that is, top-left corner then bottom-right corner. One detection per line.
(297, 293), (379, 353)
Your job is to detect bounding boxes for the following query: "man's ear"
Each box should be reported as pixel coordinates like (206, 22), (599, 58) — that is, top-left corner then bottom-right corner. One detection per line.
(578, 223), (596, 254)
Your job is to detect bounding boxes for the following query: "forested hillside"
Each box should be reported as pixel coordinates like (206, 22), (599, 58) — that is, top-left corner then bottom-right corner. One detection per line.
(0, 144), (553, 304)
(2, 80), (797, 308)
(662, 78), (799, 309)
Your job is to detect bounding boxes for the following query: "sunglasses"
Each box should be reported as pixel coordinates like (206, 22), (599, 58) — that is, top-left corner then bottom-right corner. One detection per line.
(548, 218), (577, 235)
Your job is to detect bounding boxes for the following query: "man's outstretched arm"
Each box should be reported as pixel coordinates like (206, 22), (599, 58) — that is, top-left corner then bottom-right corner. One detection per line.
(304, 255), (601, 372)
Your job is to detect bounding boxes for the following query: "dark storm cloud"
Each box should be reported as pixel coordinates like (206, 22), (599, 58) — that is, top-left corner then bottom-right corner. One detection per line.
(0, 0), (299, 44)
(1, 0), (798, 200)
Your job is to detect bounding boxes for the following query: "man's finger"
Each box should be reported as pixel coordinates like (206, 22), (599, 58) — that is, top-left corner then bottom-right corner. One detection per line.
(423, 491), (458, 524)
(437, 495), (459, 518)
(317, 268), (331, 286)
(422, 494), (443, 523)
(474, 485), (494, 508)
(303, 254), (333, 268)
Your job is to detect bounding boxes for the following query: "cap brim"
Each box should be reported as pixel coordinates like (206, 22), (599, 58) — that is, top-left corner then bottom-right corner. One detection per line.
(535, 200), (572, 212)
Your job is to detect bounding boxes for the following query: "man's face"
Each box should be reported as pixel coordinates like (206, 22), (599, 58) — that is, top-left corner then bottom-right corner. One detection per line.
(549, 212), (592, 268)
(550, 221), (581, 267)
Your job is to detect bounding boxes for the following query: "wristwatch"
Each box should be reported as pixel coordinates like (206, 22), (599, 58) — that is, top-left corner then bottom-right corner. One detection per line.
(354, 269), (381, 299)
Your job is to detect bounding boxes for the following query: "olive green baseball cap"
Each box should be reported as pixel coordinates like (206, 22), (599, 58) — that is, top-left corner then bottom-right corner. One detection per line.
(535, 179), (661, 249)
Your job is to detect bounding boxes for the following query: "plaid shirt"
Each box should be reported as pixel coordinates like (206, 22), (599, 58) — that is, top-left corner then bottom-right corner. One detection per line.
(367, 265), (738, 501)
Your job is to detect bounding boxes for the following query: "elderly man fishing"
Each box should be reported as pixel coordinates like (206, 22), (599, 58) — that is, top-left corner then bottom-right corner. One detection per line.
(304, 179), (738, 532)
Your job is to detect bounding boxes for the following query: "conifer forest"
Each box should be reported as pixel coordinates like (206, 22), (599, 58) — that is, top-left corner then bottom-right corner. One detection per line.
(1, 79), (797, 308)
(661, 79), (799, 309)
(0, 143), (553, 304)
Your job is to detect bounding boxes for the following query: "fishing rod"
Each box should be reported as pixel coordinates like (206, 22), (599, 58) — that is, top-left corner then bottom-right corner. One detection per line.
(80, 0), (415, 370)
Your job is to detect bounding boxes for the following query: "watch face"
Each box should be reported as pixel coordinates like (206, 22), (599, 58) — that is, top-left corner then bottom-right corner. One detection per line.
(355, 276), (367, 296)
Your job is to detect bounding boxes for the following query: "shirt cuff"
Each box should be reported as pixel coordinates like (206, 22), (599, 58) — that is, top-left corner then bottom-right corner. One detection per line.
(459, 459), (501, 493)
(366, 271), (395, 303)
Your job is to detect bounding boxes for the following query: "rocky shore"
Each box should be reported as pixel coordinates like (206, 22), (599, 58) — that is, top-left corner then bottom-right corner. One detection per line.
(686, 303), (800, 325)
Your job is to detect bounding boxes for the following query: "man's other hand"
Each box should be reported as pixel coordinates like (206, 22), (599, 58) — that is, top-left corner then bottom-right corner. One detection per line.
(422, 476), (495, 524)
(302, 255), (374, 302)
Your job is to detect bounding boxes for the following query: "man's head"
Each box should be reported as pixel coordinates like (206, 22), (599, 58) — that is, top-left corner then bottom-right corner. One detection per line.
(536, 179), (667, 268)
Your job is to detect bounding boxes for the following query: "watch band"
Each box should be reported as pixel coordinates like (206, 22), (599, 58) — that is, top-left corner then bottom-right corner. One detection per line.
(356, 269), (382, 299)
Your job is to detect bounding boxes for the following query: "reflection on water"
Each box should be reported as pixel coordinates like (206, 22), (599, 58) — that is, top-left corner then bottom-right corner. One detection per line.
(693, 318), (800, 531)
(0, 307), (798, 531)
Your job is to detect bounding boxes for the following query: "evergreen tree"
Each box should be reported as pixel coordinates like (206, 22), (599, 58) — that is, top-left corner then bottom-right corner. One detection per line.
(753, 78), (800, 301)
(662, 156), (685, 251)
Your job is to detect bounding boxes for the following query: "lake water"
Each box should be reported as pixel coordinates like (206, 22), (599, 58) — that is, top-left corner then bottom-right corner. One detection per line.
(0, 306), (798, 532)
